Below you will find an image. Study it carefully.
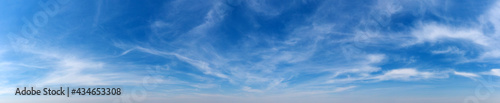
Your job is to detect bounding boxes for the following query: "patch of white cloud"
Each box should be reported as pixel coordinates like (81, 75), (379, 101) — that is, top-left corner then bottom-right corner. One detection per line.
(135, 46), (230, 79)
(333, 54), (385, 74)
(39, 58), (109, 86)
(453, 71), (479, 79)
(5, 34), (146, 87)
(187, 1), (227, 36)
(371, 0), (402, 25)
(118, 47), (135, 56)
(486, 69), (500, 77)
(411, 23), (490, 46)
(374, 68), (448, 81)
(375, 0), (402, 16)
(480, 1), (500, 35)
(323, 54), (385, 84)
(480, 50), (500, 60)
(333, 85), (357, 92)
(242, 86), (263, 93)
(367, 54), (385, 63)
(408, 1), (500, 62)
(431, 46), (465, 55)
(327, 68), (449, 83)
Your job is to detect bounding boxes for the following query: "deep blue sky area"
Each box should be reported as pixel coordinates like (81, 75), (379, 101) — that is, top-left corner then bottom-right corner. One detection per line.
(1, 0), (500, 103)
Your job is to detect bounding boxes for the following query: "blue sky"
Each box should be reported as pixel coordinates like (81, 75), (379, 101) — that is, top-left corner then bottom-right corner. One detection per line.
(1, 0), (500, 103)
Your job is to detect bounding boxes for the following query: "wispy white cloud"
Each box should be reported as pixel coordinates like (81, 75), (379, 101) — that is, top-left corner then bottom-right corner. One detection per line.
(480, 50), (500, 60)
(431, 46), (465, 55)
(118, 47), (135, 56)
(135, 46), (230, 79)
(485, 69), (500, 77)
(375, 0), (402, 16)
(186, 1), (226, 36)
(333, 85), (357, 92)
(37, 58), (144, 86)
(5, 34), (145, 87)
(408, 1), (500, 62)
(324, 54), (385, 83)
(328, 68), (449, 84)
(371, 0), (402, 25)
(411, 23), (490, 46)
(242, 86), (263, 93)
(374, 68), (448, 81)
(453, 71), (479, 79)
(480, 1), (500, 35)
